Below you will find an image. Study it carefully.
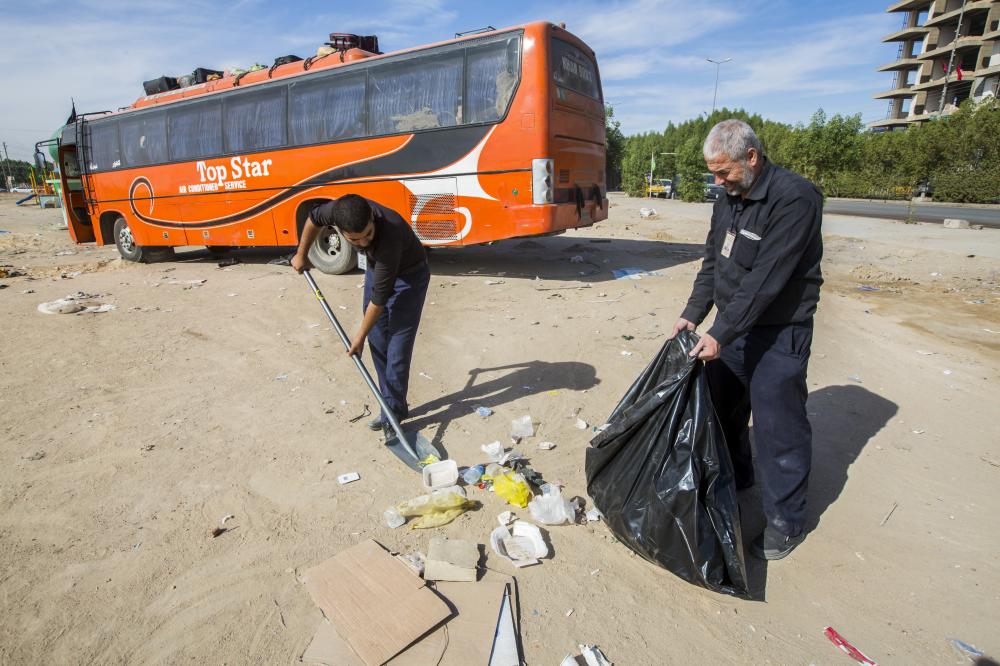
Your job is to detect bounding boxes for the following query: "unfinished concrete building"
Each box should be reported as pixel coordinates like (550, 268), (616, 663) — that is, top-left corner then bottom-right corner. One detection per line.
(872, 0), (1000, 129)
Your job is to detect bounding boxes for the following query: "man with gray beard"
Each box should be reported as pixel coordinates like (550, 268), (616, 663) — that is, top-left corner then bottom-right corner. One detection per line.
(670, 119), (823, 560)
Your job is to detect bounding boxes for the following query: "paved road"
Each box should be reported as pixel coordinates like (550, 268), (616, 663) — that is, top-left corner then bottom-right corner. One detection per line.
(825, 199), (1000, 228)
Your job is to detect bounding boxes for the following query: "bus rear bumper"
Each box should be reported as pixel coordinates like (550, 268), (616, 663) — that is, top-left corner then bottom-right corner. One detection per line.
(509, 200), (608, 237)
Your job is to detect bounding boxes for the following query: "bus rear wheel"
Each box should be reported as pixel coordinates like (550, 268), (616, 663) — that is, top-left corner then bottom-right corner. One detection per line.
(308, 225), (357, 275)
(113, 216), (173, 263)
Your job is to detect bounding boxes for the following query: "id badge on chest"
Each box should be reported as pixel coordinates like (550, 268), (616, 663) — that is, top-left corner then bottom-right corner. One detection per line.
(721, 231), (736, 259)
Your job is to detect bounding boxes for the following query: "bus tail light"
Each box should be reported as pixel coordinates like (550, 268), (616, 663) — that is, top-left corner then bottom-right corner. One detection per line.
(532, 158), (554, 204)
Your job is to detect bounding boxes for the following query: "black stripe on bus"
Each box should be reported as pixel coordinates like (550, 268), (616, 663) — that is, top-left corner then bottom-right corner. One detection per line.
(128, 125), (490, 228)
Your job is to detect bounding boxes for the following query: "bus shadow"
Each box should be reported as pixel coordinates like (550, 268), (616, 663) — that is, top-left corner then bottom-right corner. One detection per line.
(406, 360), (600, 450)
(170, 246), (294, 266)
(430, 235), (703, 284)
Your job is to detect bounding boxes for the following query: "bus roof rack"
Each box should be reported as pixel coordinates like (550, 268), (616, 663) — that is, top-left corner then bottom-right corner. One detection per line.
(455, 26), (496, 38)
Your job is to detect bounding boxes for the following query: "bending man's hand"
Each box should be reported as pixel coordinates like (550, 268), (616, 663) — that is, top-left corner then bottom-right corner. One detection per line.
(347, 332), (365, 357)
(291, 252), (312, 274)
(689, 333), (721, 361)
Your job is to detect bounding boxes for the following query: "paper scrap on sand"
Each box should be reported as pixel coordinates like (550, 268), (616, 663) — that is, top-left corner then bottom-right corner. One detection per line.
(611, 267), (662, 280)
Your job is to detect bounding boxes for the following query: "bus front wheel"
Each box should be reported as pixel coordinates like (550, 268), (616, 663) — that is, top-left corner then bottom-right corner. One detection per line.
(308, 225), (357, 275)
(113, 216), (172, 263)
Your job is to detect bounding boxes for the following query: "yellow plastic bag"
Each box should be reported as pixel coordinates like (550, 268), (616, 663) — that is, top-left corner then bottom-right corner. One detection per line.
(395, 491), (478, 529)
(491, 471), (532, 509)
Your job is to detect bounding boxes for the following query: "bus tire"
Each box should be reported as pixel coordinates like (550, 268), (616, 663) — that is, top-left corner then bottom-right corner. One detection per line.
(113, 216), (173, 263)
(308, 225), (357, 275)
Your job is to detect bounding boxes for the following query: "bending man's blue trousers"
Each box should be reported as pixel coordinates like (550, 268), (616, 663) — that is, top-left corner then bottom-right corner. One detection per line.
(362, 263), (430, 422)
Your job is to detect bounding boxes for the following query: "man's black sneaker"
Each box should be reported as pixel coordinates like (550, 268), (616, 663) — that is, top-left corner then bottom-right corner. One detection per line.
(367, 417), (384, 431)
(750, 526), (806, 560)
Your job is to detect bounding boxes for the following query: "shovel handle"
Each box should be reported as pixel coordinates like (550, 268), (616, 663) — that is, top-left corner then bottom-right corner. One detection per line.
(303, 270), (419, 462)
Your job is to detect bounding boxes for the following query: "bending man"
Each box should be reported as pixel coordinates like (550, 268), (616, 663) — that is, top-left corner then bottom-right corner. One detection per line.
(293, 194), (430, 439)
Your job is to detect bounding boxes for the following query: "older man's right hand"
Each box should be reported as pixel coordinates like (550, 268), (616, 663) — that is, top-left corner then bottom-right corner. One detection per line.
(669, 317), (696, 339)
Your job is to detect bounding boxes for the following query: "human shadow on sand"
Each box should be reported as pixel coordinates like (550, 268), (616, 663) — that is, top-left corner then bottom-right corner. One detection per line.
(742, 384), (898, 600)
(406, 360), (600, 450)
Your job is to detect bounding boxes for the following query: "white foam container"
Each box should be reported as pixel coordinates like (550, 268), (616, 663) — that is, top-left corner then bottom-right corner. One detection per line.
(422, 459), (459, 490)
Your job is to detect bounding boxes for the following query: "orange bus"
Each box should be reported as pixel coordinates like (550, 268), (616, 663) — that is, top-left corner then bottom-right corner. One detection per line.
(53, 21), (607, 274)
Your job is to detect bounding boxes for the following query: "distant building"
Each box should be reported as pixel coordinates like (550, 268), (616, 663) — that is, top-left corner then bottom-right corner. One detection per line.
(872, 0), (1000, 130)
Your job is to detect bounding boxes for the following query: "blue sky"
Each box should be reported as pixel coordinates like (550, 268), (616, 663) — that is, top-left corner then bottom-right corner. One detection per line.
(0, 0), (900, 160)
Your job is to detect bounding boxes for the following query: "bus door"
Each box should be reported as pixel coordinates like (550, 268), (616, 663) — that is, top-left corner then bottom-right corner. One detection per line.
(57, 145), (96, 243)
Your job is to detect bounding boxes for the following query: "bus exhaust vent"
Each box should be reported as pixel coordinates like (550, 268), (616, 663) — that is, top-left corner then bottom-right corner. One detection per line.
(559, 169), (570, 184)
(408, 193), (456, 217)
(414, 219), (459, 240)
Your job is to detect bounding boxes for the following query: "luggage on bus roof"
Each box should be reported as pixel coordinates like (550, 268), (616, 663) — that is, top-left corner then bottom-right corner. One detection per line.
(192, 68), (223, 83)
(272, 55), (303, 67)
(327, 33), (380, 54)
(143, 76), (179, 95)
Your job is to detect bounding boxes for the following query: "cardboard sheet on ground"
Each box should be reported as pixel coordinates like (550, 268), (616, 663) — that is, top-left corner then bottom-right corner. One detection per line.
(302, 578), (515, 666)
(302, 539), (452, 665)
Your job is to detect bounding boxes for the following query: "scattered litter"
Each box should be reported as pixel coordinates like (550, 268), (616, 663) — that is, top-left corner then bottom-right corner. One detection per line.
(966, 299), (986, 305)
(337, 472), (361, 485)
(167, 279), (206, 287)
(462, 465), (484, 484)
(491, 470), (532, 508)
(227, 292), (238, 297)
(394, 490), (478, 529)
(274, 373), (289, 381)
(529, 485), (579, 525)
(37, 292), (116, 315)
(590, 569), (601, 575)
(424, 537), (478, 582)
(0, 267), (24, 278)
(511, 415), (534, 439)
(482, 441), (505, 462)
(942, 369), (953, 376)
(620, 351), (633, 356)
(22, 451), (45, 461)
(585, 508), (603, 522)
(916, 350), (934, 356)
(20, 289), (35, 294)
(930, 272), (941, 277)
(569, 255), (584, 263)
(638, 207), (658, 219)
(879, 501), (898, 527)
(538, 441), (556, 450)
(395, 551), (425, 576)
(384, 506), (406, 529)
(575, 418), (589, 430)
(848, 374), (862, 383)
(221, 514), (235, 525)
(419, 372), (433, 380)
(912, 429), (925, 435)
(140, 444), (155, 452)
(485, 279), (505, 285)
(565, 608), (574, 617)
(211, 527), (227, 538)
(497, 511), (515, 526)
(823, 626), (877, 665)
(347, 404), (371, 423)
(950, 638), (985, 660)
(857, 285), (880, 292)
(621, 335), (634, 341)
(54, 250), (76, 256)
(422, 459), (459, 490)
(490, 521), (548, 567)
(611, 267), (661, 280)
(267, 255), (292, 266)
(474, 405), (493, 418)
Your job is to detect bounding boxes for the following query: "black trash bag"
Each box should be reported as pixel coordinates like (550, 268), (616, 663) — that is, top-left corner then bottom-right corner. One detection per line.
(585, 330), (750, 597)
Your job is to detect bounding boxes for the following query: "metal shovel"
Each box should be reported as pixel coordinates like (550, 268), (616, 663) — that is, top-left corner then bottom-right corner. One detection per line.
(303, 270), (440, 472)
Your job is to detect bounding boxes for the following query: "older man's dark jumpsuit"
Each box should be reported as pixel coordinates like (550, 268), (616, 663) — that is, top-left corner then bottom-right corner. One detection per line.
(681, 158), (823, 538)
(361, 200), (429, 424)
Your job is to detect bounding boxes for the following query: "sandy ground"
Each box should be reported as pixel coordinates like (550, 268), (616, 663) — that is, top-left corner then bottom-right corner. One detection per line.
(1, 192), (998, 665)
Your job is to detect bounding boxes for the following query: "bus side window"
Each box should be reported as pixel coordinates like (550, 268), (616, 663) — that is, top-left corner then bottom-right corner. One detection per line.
(466, 37), (520, 124)
(224, 88), (287, 153)
(167, 101), (223, 161)
(121, 113), (167, 167)
(369, 52), (463, 134)
(289, 72), (365, 145)
(86, 121), (121, 171)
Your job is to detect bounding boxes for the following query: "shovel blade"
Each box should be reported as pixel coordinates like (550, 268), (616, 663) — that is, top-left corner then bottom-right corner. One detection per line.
(385, 429), (441, 473)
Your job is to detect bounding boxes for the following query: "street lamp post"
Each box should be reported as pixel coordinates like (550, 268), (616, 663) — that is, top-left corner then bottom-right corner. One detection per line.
(707, 57), (731, 114)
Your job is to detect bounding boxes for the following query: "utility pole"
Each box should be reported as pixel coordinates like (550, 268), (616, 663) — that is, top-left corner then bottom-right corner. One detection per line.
(1, 141), (12, 190)
(707, 57), (731, 115)
(938, 0), (967, 115)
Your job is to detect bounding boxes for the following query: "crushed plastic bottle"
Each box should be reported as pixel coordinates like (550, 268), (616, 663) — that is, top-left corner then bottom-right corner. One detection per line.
(462, 465), (484, 485)
(384, 506), (405, 529)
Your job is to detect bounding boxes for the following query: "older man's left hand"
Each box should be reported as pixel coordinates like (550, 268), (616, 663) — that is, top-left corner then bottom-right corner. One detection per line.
(689, 333), (721, 361)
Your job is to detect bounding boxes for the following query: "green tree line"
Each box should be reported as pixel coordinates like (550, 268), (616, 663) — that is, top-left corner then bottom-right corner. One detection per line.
(608, 99), (1000, 204)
